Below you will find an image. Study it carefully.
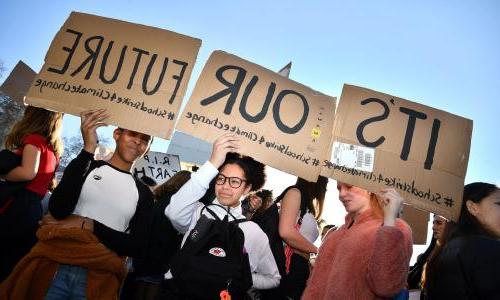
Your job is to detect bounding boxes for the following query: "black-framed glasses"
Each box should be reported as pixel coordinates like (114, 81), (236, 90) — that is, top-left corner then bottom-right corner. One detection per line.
(215, 173), (246, 189)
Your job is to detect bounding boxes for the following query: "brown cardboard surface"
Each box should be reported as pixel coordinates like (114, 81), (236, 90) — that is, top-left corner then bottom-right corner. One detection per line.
(176, 51), (336, 181)
(322, 84), (472, 221)
(25, 11), (201, 139)
(401, 205), (429, 245)
(0, 60), (36, 104)
(132, 151), (181, 185)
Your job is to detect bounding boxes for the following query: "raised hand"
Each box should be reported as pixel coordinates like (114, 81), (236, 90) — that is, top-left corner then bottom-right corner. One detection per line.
(376, 188), (404, 226)
(209, 133), (240, 168)
(80, 109), (109, 153)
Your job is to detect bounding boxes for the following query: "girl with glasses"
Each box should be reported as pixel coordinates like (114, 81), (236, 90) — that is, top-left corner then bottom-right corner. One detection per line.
(165, 133), (281, 296)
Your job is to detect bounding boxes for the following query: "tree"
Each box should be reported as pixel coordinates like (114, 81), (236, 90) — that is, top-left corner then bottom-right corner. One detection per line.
(0, 93), (25, 148)
(59, 132), (111, 170)
(0, 59), (5, 78)
(0, 60), (26, 147)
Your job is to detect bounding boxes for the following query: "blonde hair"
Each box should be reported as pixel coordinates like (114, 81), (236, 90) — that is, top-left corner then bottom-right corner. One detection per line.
(4, 106), (64, 157)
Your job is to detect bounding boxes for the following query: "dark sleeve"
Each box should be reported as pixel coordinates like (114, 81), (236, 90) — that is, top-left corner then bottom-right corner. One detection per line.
(93, 181), (154, 257)
(466, 238), (500, 298)
(49, 150), (95, 219)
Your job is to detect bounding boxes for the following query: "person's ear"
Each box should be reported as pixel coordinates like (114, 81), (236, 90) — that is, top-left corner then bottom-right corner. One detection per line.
(243, 184), (252, 195)
(465, 200), (479, 217)
(113, 128), (122, 142)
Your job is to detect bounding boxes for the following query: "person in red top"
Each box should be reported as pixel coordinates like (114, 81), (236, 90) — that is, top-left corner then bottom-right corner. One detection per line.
(302, 183), (413, 300)
(0, 106), (63, 282)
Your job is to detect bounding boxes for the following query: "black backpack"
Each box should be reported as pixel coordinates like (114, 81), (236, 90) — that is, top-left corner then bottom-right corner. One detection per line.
(170, 204), (253, 299)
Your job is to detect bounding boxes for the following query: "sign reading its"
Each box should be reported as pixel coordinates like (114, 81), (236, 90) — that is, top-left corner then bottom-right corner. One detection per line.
(132, 151), (181, 185)
(322, 84), (472, 221)
(25, 11), (201, 139)
(0, 60), (36, 104)
(176, 51), (336, 181)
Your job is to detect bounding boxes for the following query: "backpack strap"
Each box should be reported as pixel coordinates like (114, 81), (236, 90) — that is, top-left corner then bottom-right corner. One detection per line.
(231, 218), (249, 225)
(201, 203), (239, 221)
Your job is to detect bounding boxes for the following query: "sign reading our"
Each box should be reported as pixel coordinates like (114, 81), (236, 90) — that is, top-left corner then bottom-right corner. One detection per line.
(25, 11), (201, 139)
(132, 151), (181, 185)
(0, 60), (36, 104)
(176, 51), (336, 181)
(322, 84), (472, 221)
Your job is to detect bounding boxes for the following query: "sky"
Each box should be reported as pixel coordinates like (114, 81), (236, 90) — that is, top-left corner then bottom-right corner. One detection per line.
(1, 0), (499, 260)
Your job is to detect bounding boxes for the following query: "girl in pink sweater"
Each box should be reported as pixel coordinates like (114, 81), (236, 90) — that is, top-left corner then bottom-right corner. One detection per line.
(302, 183), (413, 300)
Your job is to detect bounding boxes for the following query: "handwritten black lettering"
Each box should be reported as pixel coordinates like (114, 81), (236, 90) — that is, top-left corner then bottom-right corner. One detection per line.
(356, 98), (389, 147)
(399, 107), (427, 161)
(100, 41), (127, 84)
(48, 29), (83, 75)
(70, 35), (104, 79)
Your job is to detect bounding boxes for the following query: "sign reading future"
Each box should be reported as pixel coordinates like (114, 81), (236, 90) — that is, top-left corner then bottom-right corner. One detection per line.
(322, 84), (472, 221)
(25, 11), (201, 139)
(176, 51), (336, 182)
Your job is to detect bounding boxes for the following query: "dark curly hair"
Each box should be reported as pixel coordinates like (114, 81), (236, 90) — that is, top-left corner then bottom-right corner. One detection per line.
(219, 152), (266, 192)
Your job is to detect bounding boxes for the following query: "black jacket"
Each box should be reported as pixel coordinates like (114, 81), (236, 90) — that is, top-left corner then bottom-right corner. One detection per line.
(426, 235), (500, 299)
(133, 192), (183, 276)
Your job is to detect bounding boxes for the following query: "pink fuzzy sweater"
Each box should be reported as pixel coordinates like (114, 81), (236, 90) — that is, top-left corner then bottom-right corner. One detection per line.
(302, 209), (412, 300)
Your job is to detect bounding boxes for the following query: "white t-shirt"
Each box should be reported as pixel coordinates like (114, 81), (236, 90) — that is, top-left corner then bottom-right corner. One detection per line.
(73, 164), (138, 232)
(300, 211), (319, 243)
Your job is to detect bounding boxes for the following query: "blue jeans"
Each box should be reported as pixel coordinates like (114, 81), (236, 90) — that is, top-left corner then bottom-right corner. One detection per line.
(45, 264), (88, 300)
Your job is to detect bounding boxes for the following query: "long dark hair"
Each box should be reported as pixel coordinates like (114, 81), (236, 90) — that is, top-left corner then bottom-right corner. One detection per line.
(452, 182), (499, 239)
(425, 182), (498, 296)
(422, 221), (455, 293)
(295, 176), (328, 220)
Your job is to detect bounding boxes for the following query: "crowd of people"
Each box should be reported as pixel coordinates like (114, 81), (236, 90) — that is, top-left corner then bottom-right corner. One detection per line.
(0, 106), (499, 299)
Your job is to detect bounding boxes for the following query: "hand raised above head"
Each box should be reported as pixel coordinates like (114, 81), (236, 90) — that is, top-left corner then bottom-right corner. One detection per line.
(80, 109), (109, 153)
(209, 133), (240, 168)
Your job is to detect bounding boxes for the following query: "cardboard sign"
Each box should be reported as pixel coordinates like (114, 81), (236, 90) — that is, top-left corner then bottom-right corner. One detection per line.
(132, 151), (181, 185)
(322, 84), (472, 221)
(0, 60), (36, 104)
(25, 12), (201, 139)
(401, 205), (429, 245)
(176, 51), (336, 181)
